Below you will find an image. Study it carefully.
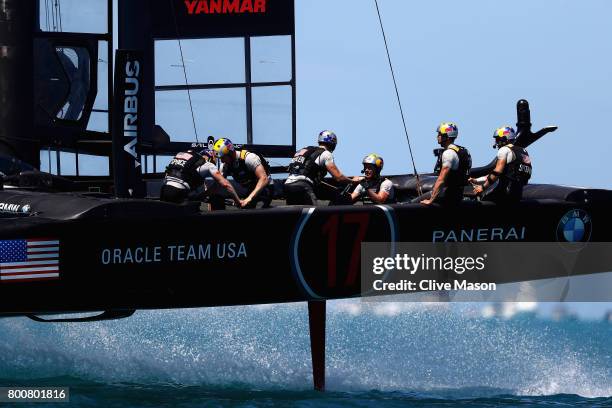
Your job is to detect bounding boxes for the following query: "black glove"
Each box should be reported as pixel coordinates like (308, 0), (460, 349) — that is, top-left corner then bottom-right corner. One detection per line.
(360, 179), (373, 191)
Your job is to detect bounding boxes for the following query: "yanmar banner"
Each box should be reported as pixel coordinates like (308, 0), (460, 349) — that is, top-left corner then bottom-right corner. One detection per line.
(152, 0), (295, 39)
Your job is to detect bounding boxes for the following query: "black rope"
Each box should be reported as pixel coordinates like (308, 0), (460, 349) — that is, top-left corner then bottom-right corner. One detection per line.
(374, 0), (422, 194)
(169, 0), (200, 143)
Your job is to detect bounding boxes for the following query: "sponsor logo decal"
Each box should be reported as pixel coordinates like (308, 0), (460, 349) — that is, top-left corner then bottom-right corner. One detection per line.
(432, 227), (526, 242)
(557, 209), (592, 242)
(0, 202), (31, 214)
(100, 242), (248, 265)
(184, 0), (267, 15)
(123, 60), (141, 168)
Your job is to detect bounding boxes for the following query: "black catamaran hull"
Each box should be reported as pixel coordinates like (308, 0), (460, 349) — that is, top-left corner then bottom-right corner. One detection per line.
(1, 185), (610, 315)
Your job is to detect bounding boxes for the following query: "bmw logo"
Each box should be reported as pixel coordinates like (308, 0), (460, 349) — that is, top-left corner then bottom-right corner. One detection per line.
(556, 209), (592, 242)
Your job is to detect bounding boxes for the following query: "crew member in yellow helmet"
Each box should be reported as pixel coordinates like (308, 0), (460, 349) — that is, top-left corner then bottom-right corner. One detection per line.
(211, 138), (272, 209)
(351, 154), (395, 204)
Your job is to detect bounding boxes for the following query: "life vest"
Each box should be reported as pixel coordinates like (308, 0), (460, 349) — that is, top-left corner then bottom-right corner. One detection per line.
(503, 144), (532, 184)
(360, 176), (396, 203)
(288, 146), (327, 184)
(431, 144), (471, 204)
(490, 144), (532, 201)
(164, 150), (208, 189)
(226, 150), (271, 188)
(443, 144), (472, 189)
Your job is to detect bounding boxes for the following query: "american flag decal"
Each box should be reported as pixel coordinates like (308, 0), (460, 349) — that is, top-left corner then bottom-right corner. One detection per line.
(0, 238), (60, 282)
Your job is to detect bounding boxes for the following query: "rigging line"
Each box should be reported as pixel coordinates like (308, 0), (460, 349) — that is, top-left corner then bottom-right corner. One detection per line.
(44, 0), (50, 31)
(373, 0), (423, 195)
(54, 0), (60, 31)
(50, 0), (56, 31)
(56, 0), (63, 32)
(47, 0), (51, 31)
(169, 0), (200, 143)
(54, 0), (59, 31)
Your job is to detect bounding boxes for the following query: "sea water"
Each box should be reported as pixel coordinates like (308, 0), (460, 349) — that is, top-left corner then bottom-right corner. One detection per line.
(0, 302), (610, 407)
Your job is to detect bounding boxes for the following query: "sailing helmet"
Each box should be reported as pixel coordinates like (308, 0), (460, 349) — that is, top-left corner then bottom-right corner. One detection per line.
(318, 130), (337, 151)
(493, 126), (517, 146)
(362, 153), (384, 173)
(213, 138), (235, 158)
(436, 122), (459, 140)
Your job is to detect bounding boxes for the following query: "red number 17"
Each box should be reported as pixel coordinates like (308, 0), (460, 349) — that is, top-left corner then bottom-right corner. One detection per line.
(321, 213), (370, 288)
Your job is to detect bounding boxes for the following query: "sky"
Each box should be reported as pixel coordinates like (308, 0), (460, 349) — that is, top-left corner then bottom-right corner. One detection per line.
(36, 0), (612, 318)
(295, 0), (612, 188)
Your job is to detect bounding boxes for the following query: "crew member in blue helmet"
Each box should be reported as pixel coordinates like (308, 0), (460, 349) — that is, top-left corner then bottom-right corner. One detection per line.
(284, 130), (359, 205)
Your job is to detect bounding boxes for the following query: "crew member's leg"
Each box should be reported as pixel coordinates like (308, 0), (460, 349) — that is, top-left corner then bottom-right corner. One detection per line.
(160, 184), (189, 204)
(435, 186), (464, 206)
(284, 180), (317, 205)
(411, 191), (431, 203)
(412, 188), (463, 206)
(481, 186), (510, 205)
(258, 185), (273, 208)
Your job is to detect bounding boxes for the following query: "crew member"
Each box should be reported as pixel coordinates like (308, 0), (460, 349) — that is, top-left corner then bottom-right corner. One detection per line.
(160, 149), (241, 206)
(421, 122), (472, 206)
(284, 130), (359, 205)
(351, 154), (395, 204)
(470, 126), (532, 204)
(211, 138), (273, 209)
